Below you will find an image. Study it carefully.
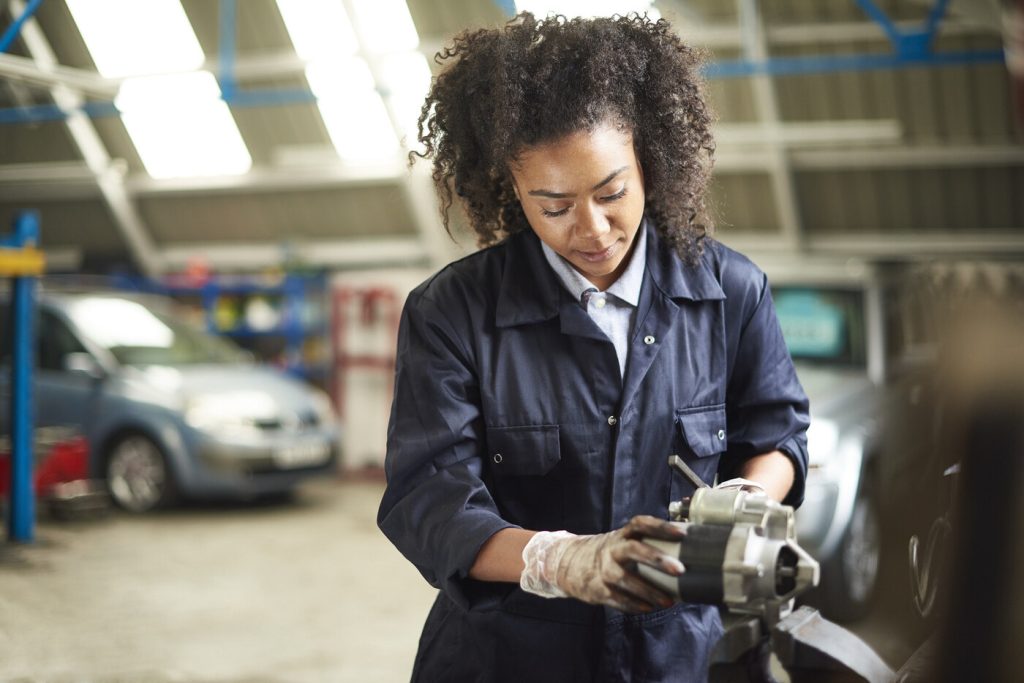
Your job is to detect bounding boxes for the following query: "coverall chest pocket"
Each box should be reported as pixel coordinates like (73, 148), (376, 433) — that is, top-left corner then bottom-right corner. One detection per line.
(485, 425), (563, 530)
(672, 406), (727, 495)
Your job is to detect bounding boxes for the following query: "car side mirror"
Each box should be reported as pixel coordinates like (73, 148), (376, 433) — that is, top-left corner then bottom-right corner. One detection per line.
(64, 352), (106, 380)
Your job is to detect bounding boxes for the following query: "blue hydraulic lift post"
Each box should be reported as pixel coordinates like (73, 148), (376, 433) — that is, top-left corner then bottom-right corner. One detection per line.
(5, 211), (41, 543)
(0, 0), (44, 54)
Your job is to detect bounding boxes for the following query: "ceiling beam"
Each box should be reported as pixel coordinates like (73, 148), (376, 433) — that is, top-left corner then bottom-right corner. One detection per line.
(0, 52), (117, 97)
(724, 232), (1024, 257)
(790, 145), (1024, 169)
(161, 237), (427, 271)
(125, 161), (405, 196)
(738, 0), (803, 249)
(2, 141), (1019, 200)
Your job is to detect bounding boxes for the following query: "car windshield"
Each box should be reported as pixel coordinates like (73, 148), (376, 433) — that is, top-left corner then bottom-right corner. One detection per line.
(772, 287), (866, 368)
(64, 296), (245, 366)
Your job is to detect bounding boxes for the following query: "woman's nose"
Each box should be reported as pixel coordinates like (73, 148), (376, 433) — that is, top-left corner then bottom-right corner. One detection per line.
(575, 204), (611, 239)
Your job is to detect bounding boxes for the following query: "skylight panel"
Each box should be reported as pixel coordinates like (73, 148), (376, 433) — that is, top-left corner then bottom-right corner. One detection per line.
(306, 59), (399, 162)
(349, 0), (420, 53)
(65, 0), (203, 77)
(116, 72), (252, 179)
(277, 0), (428, 161)
(67, 0), (251, 179)
(276, 0), (359, 60)
(377, 52), (432, 149)
(514, 0), (660, 20)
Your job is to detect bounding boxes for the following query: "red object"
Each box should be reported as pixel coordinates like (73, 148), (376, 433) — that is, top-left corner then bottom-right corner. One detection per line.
(0, 436), (90, 498)
(332, 286), (401, 422)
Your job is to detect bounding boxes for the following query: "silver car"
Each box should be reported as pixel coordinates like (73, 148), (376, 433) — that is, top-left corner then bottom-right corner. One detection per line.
(1, 290), (340, 512)
(769, 264), (886, 622)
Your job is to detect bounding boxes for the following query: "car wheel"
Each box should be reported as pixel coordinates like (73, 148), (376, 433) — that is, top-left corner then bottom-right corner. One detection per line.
(820, 487), (882, 622)
(106, 434), (175, 512)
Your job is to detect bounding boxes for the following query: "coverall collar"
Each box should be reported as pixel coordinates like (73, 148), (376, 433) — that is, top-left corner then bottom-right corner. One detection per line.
(496, 218), (724, 328)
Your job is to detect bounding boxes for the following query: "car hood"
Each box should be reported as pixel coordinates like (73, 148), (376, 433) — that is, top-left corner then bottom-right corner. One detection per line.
(794, 363), (875, 419)
(123, 363), (320, 408)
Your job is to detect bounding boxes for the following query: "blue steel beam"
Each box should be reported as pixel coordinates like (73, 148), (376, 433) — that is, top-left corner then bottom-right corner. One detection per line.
(493, 0), (516, 17)
(219, 0), (237, 101)
(855, 0), (952, 59)
(6, 211), (40, 543)
(853, 0), (904, 46)
(0, 0), (44, 53)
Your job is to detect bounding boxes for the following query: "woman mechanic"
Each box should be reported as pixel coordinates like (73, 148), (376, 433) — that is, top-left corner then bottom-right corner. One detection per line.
(377, 12), (809, 682)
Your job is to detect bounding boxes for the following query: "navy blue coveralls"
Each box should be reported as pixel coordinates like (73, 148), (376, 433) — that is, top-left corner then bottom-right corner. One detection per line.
(378, 222), (810, 682)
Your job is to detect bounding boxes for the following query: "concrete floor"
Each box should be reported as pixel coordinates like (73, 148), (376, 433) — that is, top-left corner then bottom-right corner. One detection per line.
(0, 477), (436, 683)
(1, 476), (918, 682)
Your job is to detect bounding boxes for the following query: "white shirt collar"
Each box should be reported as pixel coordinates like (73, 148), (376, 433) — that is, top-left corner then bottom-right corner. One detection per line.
(541, 223), (647, 306)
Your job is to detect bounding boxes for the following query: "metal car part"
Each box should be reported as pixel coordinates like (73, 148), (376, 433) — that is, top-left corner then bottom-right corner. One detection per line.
(639, 456), (819, 625)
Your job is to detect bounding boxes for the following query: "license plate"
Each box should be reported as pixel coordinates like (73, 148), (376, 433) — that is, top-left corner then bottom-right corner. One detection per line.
(274, 440), (330, 469)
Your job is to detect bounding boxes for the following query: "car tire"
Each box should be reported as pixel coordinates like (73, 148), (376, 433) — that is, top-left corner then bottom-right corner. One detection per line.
(105, 433), (176, 513)
(819, 485), (882, 622)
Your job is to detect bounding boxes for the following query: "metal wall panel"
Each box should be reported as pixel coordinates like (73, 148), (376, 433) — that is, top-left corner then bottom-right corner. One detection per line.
(138, 185), (415, 244)
(0, 199), (123, 250)
(709, 173), (779, 234)
(796, 166), (1024, 234)
(0, 120), (81, 163)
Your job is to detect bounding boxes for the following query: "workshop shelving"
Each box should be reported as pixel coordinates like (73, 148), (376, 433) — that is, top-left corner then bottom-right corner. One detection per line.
(116, 272), (331, 390)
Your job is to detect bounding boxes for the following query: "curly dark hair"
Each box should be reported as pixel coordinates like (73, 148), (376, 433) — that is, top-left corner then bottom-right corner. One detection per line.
(412, 12), (716, 263)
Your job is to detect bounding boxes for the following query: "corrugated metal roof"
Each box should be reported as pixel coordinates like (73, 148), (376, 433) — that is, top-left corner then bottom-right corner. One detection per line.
(138, 184), (415, 243)
(0, 0), (1019, 271)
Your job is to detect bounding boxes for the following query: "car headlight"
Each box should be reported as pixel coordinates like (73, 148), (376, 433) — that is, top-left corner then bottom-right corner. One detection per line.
(185, 391), (278, 436)
(806, 418), (839, 468)
(309, 389), (337, 428)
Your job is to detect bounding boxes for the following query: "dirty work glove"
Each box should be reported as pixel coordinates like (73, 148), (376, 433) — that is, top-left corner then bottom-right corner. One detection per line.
(715, 477), (767, 495)
(520, 515), (687, 613)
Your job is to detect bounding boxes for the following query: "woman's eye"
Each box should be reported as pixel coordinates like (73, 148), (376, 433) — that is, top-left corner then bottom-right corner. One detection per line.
(541, 207), (570, 218)
(600, 188), (627, 202)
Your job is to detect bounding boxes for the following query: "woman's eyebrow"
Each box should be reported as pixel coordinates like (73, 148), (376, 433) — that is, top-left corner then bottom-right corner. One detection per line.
(527, 166), (629, 198)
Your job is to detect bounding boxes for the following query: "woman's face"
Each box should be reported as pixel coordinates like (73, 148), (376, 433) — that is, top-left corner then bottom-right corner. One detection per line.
(510, 122), (646, 291)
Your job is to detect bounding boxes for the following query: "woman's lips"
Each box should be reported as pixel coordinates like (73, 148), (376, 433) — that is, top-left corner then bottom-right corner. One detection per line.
(576, 242), (618, 263)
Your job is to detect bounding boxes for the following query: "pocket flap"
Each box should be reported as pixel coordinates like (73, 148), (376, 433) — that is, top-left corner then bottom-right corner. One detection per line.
(485, 424), (561, 476)
(676, 406), (727, 457)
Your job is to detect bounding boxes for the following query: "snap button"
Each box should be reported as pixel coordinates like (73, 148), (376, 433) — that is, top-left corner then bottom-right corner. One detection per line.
(493, 453), (503, 464)
(607, 415), (618, 426)
(717, 429), (725, 441)
(643, 335), (655, 345)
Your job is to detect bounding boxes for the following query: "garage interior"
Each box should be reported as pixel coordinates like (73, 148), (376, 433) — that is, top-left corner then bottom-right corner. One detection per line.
(1, 0), (1023, 681)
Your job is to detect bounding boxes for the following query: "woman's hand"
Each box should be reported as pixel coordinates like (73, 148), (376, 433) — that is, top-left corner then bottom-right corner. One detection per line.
(520, 515), (687, 613)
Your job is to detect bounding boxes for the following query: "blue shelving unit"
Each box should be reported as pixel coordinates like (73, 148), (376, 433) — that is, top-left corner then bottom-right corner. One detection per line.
(116, 272), (331, 384)
(1, 211), (45, 543)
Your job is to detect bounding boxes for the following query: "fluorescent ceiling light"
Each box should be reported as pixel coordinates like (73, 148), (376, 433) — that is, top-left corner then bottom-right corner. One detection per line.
(65, 0), (203, 77)
(67, 0), (251, 178)
(116, 72), (252, 178)
(514, 0), (660, 20)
